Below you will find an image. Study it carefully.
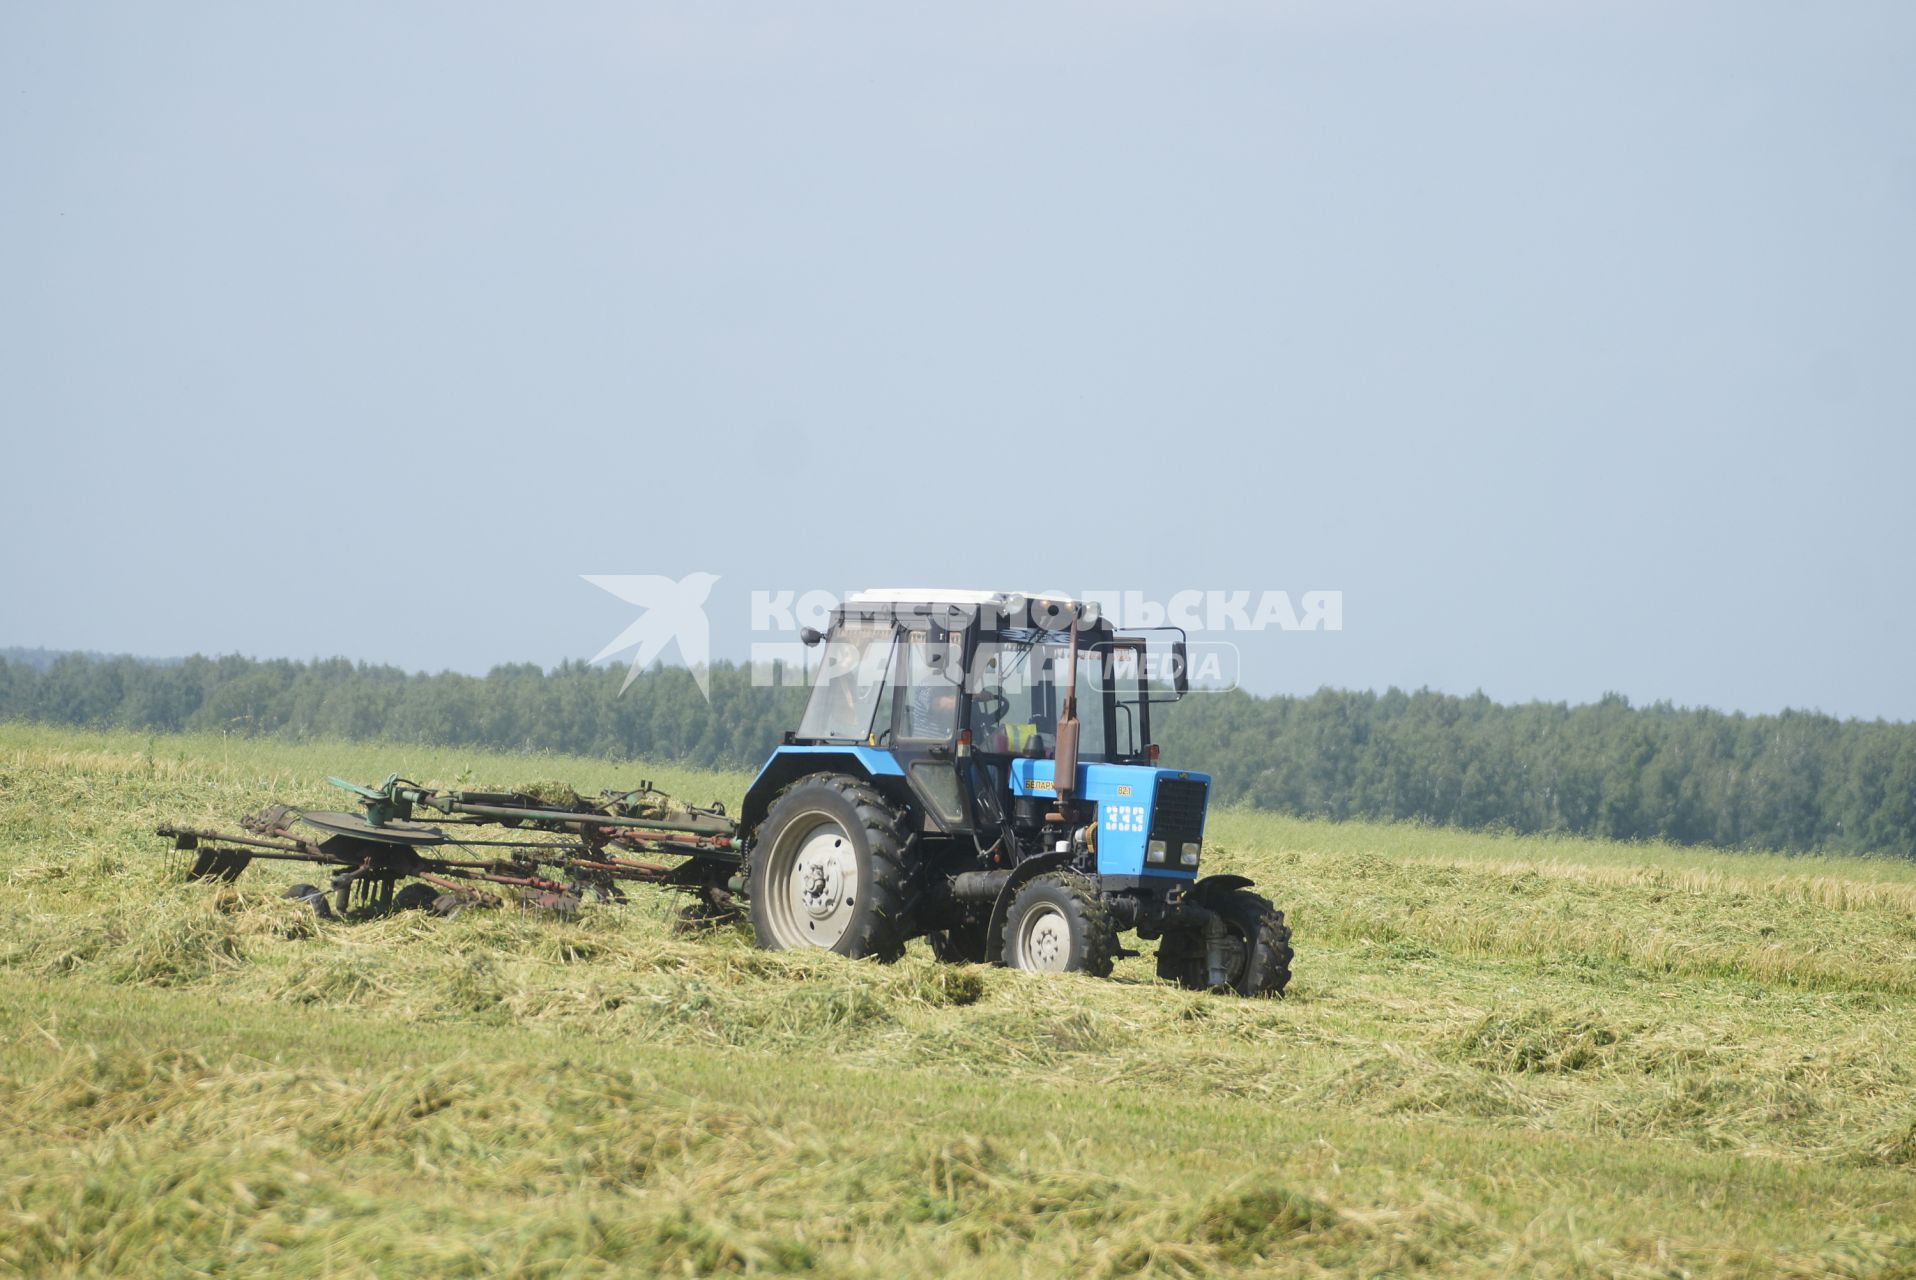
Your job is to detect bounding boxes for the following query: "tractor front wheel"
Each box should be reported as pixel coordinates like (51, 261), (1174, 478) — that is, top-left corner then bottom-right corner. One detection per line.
(747, 774), (909, 961)
(1157, 889), (1292, 997)
(1000, 873), (1115, 977)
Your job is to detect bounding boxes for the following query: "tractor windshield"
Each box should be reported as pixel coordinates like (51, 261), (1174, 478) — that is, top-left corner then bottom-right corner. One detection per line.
(969, 633), (1116, 762)
(796, 623), (897, 742)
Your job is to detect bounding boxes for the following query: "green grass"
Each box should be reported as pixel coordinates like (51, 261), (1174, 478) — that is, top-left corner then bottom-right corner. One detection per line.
(1, 721), (1912, 1278)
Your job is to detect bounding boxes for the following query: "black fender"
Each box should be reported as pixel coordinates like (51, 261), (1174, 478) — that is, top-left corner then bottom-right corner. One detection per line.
(985, 852), (1076, 965)
(1191, 873), (1255, 903)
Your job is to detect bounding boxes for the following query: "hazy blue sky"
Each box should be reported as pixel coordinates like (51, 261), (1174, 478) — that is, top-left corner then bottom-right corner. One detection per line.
(3, 2), (1912, 719)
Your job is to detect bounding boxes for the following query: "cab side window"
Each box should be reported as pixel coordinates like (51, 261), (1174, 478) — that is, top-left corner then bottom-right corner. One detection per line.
(890, 633), (961, 743)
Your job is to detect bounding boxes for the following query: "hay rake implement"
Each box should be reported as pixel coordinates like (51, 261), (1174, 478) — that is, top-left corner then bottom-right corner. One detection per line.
(158, 775), (743, 920)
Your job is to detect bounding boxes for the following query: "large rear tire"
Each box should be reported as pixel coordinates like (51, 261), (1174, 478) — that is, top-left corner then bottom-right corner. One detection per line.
(746, 774), (909, 961)
(1000, 873), (1115, 977)
(1157, 890), (1292, 997)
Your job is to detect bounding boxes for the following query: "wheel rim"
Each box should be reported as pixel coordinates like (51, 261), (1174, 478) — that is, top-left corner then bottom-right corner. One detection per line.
(761, 811), (860, 949)
(1013, 902), (1073, 972)
(1214, 929), (1249, 987)
(1200, 913), (1252, 988)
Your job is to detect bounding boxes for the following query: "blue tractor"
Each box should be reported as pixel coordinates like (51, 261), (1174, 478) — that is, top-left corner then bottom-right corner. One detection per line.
(736, 590), (1291, 995)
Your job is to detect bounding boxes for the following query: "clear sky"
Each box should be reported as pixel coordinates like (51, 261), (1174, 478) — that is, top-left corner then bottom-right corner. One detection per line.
(3, 2), (1912, 719)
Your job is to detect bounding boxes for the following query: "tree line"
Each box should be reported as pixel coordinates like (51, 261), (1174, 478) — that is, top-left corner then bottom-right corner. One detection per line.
(2, 651), (1912, 858)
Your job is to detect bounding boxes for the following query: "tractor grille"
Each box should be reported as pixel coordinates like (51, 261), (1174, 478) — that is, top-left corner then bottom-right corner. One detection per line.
(1149, 777), (1208, 844)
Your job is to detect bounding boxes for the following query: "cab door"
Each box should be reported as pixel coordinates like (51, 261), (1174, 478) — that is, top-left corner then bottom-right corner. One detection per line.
(881, 627), (975, 833)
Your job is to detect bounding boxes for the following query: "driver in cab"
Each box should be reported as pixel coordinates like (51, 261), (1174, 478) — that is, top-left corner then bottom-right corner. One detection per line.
(905, 685), (959, 741)
(973, 686), (1045, 756)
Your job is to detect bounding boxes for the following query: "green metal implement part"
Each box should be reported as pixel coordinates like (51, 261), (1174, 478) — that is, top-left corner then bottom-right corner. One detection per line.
(157, 771), (744, 919)
(323, 774), (741, 842)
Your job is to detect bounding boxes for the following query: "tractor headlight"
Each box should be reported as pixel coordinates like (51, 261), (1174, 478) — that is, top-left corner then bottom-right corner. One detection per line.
(1146, 839), (1167, 864)
(1179, 846), (1200, 867)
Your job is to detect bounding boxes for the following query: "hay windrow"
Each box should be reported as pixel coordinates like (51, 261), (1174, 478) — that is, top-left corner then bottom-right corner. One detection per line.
(3, 724), (1915, 1278)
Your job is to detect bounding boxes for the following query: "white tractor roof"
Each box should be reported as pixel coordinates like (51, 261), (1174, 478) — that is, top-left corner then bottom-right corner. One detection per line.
(849, 588), (1093, 607)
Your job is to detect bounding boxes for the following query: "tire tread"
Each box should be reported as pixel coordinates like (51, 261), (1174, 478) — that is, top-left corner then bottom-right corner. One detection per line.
(749, 773), (911, 961)
(1156, 889), (1292, 997)
(1002, 871), (1117, 978)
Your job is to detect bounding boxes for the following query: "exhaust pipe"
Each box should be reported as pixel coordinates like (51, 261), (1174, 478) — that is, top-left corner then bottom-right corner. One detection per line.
(1053, 613), (1080, 800)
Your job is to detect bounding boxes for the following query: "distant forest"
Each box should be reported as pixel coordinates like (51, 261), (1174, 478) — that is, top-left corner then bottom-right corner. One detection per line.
(3, 651), (1912, 858)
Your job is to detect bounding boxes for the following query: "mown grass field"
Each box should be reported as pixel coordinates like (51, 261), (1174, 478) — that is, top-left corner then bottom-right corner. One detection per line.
(2, 721), (1913, 1278)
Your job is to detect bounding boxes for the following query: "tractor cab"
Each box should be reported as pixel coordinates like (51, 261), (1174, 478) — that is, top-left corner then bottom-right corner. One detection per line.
(755, 591), (1187, 838)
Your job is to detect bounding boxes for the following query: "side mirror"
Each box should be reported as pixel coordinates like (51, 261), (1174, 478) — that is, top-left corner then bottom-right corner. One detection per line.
(800, 627), (823, 648)
(1171, 640), (1190, 697)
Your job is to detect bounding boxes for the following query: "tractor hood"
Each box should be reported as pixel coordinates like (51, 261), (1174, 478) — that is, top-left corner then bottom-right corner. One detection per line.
(1007, 758), (1210, 880)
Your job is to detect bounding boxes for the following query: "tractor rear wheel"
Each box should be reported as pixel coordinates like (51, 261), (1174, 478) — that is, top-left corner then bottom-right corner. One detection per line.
(747, 774), (909, 961)
(1157, 890), (1292, 997)
(1000, 873), (1115, 978)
